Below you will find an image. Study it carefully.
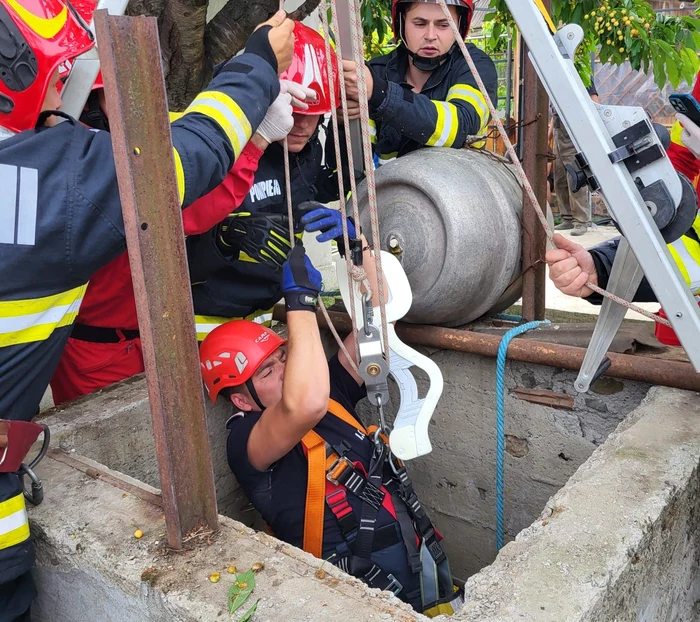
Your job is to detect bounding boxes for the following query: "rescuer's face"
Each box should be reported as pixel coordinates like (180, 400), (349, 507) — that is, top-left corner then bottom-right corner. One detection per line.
(403, 3), (459, 58)
(229, 346), (287, 412)
(283, 113), (322, 153)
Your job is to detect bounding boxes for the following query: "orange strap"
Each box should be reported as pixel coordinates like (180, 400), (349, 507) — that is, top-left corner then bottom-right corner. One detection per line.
(327, 399), (367, 434)
(301, 429), (326, 558)
(300, 399), (368, 558)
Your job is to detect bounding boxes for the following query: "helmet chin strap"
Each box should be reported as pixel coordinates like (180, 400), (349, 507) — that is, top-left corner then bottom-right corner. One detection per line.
(405, 45), (453, 72)
(245, 379), (266, 411)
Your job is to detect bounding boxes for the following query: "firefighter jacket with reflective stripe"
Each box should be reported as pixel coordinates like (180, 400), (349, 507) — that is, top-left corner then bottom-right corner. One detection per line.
(71, 140), (266, 333)
(0, 472), (34, 618)
(588, 214), (700, 303)
(367, 44), (498, 163)
(188, 132), (340, 321)
(0, 53), (279, 422)
(668, 70), (700, 197)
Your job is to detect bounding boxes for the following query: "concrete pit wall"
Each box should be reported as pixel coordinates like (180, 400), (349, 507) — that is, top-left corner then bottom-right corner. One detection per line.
(456, 386), (700, 622)
(31, 367), (700, 621)
(39, 343), (651, 582)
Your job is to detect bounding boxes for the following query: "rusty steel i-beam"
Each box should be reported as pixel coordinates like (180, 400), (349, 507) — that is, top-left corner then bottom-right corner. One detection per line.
(95, 11), (218, 549)
(519, 9), (550, 322)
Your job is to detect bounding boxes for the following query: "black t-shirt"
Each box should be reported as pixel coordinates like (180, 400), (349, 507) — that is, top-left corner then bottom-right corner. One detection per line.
(226, 355), (396, 558)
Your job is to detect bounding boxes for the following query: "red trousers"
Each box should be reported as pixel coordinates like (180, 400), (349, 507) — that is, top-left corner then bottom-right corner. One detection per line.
(50, 336), (144, 406)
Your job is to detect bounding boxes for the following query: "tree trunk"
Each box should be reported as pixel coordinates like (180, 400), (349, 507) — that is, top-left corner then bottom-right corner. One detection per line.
(128, 0), (321, 109)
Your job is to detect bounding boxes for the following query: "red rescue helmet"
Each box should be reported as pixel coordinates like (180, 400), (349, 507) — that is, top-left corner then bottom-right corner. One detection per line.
(391, 0), (473, 42)
(200, 320), (285, 404)
(59, 0), (102, 89)
(0, 0), (94, 133)
(279, 21), (340, 116)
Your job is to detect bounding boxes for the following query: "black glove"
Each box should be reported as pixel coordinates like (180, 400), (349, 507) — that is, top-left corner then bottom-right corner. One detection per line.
(283, 245), (322, 312)
(216, 212), (292, 271)
(242, 25), (277, 73)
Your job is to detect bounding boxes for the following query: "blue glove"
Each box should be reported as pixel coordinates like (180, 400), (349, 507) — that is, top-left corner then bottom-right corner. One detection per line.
(282, 245), (322, 312)
(299, 202), (357, 245)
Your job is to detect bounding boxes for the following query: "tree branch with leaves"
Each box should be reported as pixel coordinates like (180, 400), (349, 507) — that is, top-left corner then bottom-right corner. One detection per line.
(486, 0), (700, 88)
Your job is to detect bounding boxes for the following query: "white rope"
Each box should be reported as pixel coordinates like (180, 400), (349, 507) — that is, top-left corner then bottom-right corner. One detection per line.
(345, 0), (391, 361)
(319, 3), (361, 360)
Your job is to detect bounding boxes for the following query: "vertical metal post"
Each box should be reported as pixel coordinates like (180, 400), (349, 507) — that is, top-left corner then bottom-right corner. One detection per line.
(519, 4), (549, 322)
(505, 34), (513, 124)
(95, 11), (218, 549)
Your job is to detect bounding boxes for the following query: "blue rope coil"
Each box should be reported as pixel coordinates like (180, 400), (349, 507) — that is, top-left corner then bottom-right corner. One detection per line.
(495, 320), (550, 551)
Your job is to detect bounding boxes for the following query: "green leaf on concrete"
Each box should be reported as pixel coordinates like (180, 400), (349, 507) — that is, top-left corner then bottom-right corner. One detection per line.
(237, 599), (260, 622)
(228, 570), (256, 617)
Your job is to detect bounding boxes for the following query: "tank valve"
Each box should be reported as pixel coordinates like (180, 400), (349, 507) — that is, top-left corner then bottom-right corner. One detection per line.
(388, 235), (402, 255)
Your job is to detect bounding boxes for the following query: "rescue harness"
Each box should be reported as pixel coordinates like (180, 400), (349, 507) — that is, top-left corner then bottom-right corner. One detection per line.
(300, 400), (462, 617)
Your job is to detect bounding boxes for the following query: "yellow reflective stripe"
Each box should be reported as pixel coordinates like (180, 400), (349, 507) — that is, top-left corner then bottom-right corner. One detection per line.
(0, 284), (88, 347)
(6, 0), (67, 39)
(447, 83), (490, 133)
(195, 309), (274, 341)
(173, 148), (185, 206)
(671, 236), (700, 293)
(368, 119), (377, 145)
(532, 0), (557, 33)
(185, 91), (252, 160)
(169, 111), (185, 123)
(427, 101), (459, 147)
(667, 243), (690, 286)
(0, 494), (29, 550)
(670, 120), (684, 146)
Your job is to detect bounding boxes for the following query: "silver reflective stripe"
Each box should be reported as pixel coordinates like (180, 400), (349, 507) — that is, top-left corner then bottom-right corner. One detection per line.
(0, 505), (28, 536)
(17, 166), (38, 246)
(0, 164), (17, 245)
(0, 164), (38, 246)
(196, 322), (223, 336)
(0, 303), (80, 335)
(433, 102), (455, 148)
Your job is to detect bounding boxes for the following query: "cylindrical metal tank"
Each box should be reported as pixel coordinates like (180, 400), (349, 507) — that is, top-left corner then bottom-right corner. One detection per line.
(357, 148), (524, 327)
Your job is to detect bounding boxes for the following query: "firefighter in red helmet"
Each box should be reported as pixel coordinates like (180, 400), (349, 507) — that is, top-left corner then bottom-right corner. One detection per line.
(343, 0), (497, 164)
(201, 243), (462, 617)
(186, 22), (357, 341)
(0, 0), (295, 616)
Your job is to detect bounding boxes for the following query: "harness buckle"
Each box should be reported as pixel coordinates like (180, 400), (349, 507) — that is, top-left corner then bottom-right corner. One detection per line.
(385, 573), (404, 597)
(423, 527), (447, 565)
(326, 456), (354, 486)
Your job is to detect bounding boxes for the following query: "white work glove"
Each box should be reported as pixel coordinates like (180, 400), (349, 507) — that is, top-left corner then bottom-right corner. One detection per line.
(281, 79), (317, 111)
(256, 83), (294, 143)
(677, 113), (700, 160)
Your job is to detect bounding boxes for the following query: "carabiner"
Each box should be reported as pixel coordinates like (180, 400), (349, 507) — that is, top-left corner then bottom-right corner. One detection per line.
(19, 464), (44, 506)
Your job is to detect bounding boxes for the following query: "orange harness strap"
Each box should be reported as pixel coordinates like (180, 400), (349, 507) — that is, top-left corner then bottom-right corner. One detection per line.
(300, 399), (367, 558)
